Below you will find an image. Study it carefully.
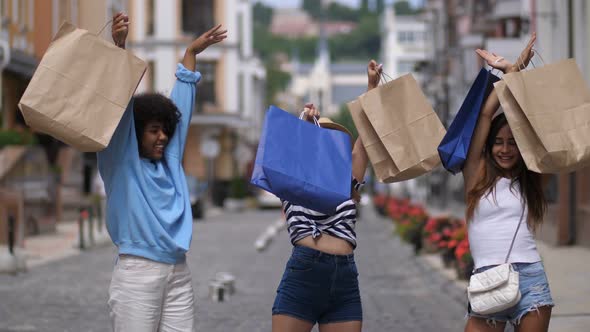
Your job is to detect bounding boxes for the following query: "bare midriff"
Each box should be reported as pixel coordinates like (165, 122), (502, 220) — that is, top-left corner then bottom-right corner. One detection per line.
(295, 233), (354, 255)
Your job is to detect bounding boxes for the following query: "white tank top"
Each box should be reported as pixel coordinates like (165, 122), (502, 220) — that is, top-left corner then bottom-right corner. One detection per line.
(469, 177), (541, 269)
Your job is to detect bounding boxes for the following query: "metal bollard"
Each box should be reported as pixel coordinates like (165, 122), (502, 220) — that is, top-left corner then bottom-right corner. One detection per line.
(88, 207), (94, 246)
(78, 208), (86, 249)
(209, 280), (225, 302)
(96, 199), (103, 233)
(215, 272), (236, 296)
(8, 215), (15, 255)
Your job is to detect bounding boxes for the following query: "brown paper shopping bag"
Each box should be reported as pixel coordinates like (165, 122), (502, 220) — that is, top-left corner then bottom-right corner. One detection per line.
(18, 22), (147, 152)
(351, 74), (446, 182)
(495, 59), (590, 173)
(348, 99), (399, 182)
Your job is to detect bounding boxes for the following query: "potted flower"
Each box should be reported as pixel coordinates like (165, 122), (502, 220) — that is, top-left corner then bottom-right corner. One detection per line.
(455, 236), (474, 280)
(397, 204), (428, 253)
(373, 193), (387, 216)
(422, 216), (452, 253)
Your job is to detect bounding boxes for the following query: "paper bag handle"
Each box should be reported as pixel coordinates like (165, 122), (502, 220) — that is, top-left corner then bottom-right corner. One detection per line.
(380, 71), (394, 84)
(97, 19), (113, 36)
(299, 111), (320, 127)
(515, 48), (544, 71)
(529, 48), (546, 69)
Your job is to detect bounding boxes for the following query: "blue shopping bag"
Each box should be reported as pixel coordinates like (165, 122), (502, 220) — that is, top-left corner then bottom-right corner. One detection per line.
(251, 106), (352, 214)
(438, 68), (499, 174)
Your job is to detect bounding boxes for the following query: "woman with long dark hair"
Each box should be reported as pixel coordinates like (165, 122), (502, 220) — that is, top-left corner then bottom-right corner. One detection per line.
(463, 33), (554, 332)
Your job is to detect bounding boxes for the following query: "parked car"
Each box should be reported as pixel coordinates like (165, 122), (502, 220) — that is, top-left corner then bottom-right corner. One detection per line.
(256, 189), (282, 209)
(186, 176), (207, 220)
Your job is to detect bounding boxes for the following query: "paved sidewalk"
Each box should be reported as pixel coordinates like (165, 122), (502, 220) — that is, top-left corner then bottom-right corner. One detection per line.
(22, 221), (110, 269)
(10, 206), (225, 271)
(538, 242), (590, 332)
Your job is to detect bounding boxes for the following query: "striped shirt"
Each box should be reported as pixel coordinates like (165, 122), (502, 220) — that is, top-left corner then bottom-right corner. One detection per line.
(282, 179), (364, 248)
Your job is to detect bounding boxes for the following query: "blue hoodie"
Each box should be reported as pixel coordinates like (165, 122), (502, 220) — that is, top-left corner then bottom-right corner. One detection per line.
(97, 64), (201, 264)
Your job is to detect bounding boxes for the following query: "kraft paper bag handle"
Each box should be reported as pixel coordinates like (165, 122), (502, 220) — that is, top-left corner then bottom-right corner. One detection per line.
(529, 48), (546, 69)
(514, 48), (545, 72)
(52, 21), (77, 41)
(96, 19), (113, 36)
(379, 69), (394, 85)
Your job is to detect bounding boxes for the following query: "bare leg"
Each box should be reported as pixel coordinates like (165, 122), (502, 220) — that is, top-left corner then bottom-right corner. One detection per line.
(319, 320), (362, 332)
(272, 314), (314, 332)
(464, 317), (506, 332)
(514, 306), (552, 332)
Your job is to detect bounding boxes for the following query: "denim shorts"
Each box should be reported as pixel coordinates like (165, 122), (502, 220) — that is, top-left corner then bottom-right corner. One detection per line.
(272, 245), (363, 324)
(467, 261), (554, 326)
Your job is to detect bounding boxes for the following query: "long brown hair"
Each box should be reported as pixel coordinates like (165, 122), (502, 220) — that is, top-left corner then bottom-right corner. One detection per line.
(466, 114), (546, 230)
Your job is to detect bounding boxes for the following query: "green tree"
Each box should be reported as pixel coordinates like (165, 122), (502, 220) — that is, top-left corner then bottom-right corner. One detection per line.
(360, 0), (370, 14)
(376, 0), (385, 13)
(302, 0), (322, 18)
(329, 13), (380, 61)
(326, 3), (359, 22)
(333, 104), (358, 140)
(265, 62), (291, 107)
(394, 0), (417, 15)
(253, 2), (273, 28)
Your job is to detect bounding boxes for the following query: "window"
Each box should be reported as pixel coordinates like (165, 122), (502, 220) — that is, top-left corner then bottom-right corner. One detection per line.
(398, 30), (425, 44)
(397, 60), (415, 74)
(238, 73), (244, 115)
(146, 0), (154, 36)
(237, 12), (243, 56)
(18, 0), (26, 24)
(544, 175), (558, 204)
(58, 0), (71, 25)
(398, 31), (415, 43)
(11, 0), (17, 22)
(195, 61), (216, 113)
(182, 0), (214, 35)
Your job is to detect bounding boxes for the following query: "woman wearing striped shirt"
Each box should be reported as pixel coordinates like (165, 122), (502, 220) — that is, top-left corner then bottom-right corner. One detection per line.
(271, 60), (381, 332)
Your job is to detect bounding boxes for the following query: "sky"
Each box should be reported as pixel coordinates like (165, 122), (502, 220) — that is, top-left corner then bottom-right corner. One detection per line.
(258, 0), (424, 9)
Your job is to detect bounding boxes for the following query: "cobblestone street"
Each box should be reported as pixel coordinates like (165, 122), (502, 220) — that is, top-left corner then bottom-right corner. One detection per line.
(0, 206), (465, 331)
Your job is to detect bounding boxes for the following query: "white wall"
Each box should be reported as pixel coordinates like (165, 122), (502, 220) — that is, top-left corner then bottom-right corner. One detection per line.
(381, 7), (429, 80)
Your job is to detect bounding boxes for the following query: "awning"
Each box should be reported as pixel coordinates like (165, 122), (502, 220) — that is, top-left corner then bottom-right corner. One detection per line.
(3, 49), (38, 79)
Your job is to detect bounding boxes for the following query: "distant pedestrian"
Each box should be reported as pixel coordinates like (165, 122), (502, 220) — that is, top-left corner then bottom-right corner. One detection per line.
(98, 12), (226, 331)
(462, 33), (554, 332)
(271, 60), (379, 332)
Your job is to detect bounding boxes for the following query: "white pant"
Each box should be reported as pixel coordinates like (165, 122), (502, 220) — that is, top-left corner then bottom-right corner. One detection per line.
(108, 255), (195, 332)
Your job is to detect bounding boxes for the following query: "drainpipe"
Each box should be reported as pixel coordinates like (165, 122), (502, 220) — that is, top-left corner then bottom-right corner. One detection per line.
(567, 0), (577, 245)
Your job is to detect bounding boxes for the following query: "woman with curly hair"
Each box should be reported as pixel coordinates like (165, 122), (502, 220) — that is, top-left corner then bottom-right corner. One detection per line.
(97, 13), (226, 331)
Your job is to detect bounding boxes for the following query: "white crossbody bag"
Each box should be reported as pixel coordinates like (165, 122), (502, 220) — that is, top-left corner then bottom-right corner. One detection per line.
(467, 207), (525, 315)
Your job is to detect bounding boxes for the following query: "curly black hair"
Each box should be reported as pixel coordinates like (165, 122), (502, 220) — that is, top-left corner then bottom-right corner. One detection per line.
(133, 93), (181, 146)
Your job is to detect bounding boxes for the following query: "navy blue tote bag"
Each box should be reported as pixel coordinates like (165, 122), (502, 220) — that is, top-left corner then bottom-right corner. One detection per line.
(251, 106), (352, 214)
(438, 68), (499, 174)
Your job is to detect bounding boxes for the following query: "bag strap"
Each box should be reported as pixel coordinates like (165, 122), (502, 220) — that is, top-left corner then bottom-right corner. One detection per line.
(97, 19), (113, 36)
(299, 111), (320, 127)
(504, 202), (526, 263)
